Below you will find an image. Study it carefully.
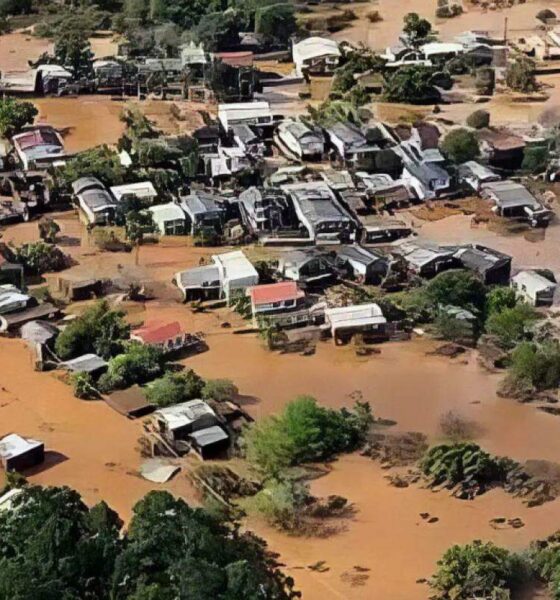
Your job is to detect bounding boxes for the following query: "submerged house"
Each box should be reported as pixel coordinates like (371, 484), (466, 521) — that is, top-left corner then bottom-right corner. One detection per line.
(12, 127), (66, 170)
(148, 203), (186, 235)
(477, 129), (526, 169)
(451, 244), (512, 285)
(481, 180), (552, 226)
(153, 399), (229, 459)
(131, 321), (201, 353)
(511, 270), (556, 307)
(231, 124), (266, 157)
(292, 37), (341, 77)
(396, 241), (457, 278)
(0, 285), (32, 315)
(238, 187), (293, 233)
(356, 173), (410, 208)
(246, 281), (306, 327)
(458, 161), (500, 193)
(276, 248), (335, 286)
(110, 181), (158, 205)
(73, 177), (117, 226)
(282, 182), (356, 244)
(402, 161), (450, 200)
(0, 434), (44, 472)
(326, 121), (378, 169)
(174, 250), (258, 303)
(324, 303), (387, 344)
(218, 101), (273, 133)
(276, 119), (325, 160)
(334, 245), (390, 284)
(179, 191), (226, 235)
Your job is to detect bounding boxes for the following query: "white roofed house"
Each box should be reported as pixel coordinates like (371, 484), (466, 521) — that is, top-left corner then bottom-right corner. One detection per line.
(324, 303), (387, 344)
(401, 161), (450, 201)
(174, 250), (258, 304)
(282, 181), (357, 244)
(218, 101), (273, 133)
(275, 119), (325, 160)
(148, 202), (186, 235)
(110, 181), (158, 205)
(458, 161), (500, 193)
(292, 37), (341, 77)
(0, 285), (32, 315)
(72, 177), (117, 226)
(0, 433), (44, 472)
(511, 270), (557, 307)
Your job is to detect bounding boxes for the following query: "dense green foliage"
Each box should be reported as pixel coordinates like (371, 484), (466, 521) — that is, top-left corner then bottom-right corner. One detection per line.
(202, 378), (239, 402)
(522, 145), (549, 174)
(98, 342), (165, 391)
(0, 486), (298, 599)
(505, 56), (537, 93)
(243, 396), (374, 478)
(0, 98), (38, 138)
(420, 443), (514, 492)
(485, 302), (538, 349)
(254, 4), (296, 46)
(54, 30), (94, 78)
(466, 109), (490, 129)
(384, 65), (441, 104)
(55, 300), (130, 360)
(485, 286), (517, 317)
(531, 532), (560, 599)
(145, 369), (204, 407)
(402, 12), (432, 44)
(440, 128), (480, 163)
(506, 341), (560, 393)
(58, 146), (126, 188)
(13, 241), (68, 275)
(433, 540), (528, 599)
(425, 270), (488, 316)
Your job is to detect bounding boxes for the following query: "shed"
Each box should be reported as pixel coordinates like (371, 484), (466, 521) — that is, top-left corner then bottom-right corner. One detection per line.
(452, 244), (512, 285)
(0, 433), (44, 472)
(511, 270), (556, 306)
(105, 386), (154, 419)
(154, 399), (220, 440)
(189, 425), (230, 459)
(20, 320), (58, 346)
(110, 181), (157, 204)
(292, 37), (341, 77)
(0, 303), (59, 333)
(335, 245), (389, 284)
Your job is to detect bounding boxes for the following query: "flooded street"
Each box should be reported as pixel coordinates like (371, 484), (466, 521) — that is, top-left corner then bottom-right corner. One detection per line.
(3, 214), (560, 598)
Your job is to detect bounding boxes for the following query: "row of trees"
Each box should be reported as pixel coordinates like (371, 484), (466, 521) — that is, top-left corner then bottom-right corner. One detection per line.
(0, 485), (299, 599)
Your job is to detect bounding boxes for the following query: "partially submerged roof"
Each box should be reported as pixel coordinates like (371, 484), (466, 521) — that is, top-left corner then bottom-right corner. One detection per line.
(180, 190), (225, 216)
(482, 180), (540, 209)
(148, 202), (185, 222)
(72, 177), (104, 195)
(132, 321), (184, 344)
(105, 386), (154, 419)
(155, 399), (216, 430)
(278, 119), (323, 142)
(337, 245), (385, 266)
(293, 37), (341, 62)
(397, 241), (454, 267)
(459, 160), (499, 181)
(79, 189), (116, 212)
(189, 425), (229, 448)
(325, 303), (386, 331)
(512, 270), (556, 294)
(63, 353), (107, 373)
(452, 244), (511, 273)
(20, 320), (59, 345)
(248, 281), (303, 305)
(0, 434), (43, 461)
(477, 128), (526, 151)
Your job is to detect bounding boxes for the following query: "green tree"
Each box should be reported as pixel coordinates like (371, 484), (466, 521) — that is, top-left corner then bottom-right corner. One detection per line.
(433, 540), (528, 599)
(0, 0), (32, 16)
(13, 241), (68, 275)
(440, 128), (480, 163)
(195, 9), (241, 52)
(98, 342), (165, 391)
(145, 370), (204, 407)
(55, 300), (130, 360)
(58, 146), (126, 189)
(202, 378), (238, 402)
(522, 145), (549, 174)
(485, 286), (517, 316)
(507, 341), (560, 391)
(485, 302), (538, 349)
(426, 270), (488, 314)
(384, 65), (440, 104)
(505, 56), (537, 93)
(54, 32), (94, 79)
(402, 12), (432, 44)
(254, 4), (296, 46)
(0, 98), (37, 138)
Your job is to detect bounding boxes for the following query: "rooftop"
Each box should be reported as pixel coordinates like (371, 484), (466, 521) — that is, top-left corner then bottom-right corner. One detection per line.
(155, 399), (216, 430)
(248, 281), (303, 305)
(132, 321), (184, 344)
(0, 433), (43, 460)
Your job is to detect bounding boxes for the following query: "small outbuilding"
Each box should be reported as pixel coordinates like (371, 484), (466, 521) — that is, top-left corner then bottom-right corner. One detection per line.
(324, 303), (387, 344)
(511, 270), (556, 306)
(0, 433), (44, 472)
(148, 203), (186, 236)
(292, 37), (341, 77)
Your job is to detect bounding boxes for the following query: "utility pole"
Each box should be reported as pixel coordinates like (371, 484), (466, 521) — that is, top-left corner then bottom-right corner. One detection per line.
(503, 17), (508, 43)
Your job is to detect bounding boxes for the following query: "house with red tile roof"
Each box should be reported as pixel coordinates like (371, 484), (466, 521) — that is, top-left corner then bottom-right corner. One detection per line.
(246, 281), (307, 327)
(131, 321), (203, 354)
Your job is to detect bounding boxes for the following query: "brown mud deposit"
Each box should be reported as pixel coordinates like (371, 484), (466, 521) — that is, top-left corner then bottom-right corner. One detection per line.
(3, 213), (560, 598)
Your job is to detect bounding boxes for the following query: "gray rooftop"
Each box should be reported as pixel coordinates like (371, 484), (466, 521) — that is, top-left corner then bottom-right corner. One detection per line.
(72, 177), (104, 195)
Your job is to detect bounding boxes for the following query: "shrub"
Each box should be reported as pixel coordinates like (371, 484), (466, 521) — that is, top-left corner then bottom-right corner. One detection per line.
(366, 9), (382, 22)
(202, 379), (239, 403)
(426, 270), (488, 315)
(485, 303), (538, 349)
(522, 145), (549, 174)
(466, 109), (490, 129)
(433, 540), (529, 599)
(475, 67), (495, 95)
(145, 370), (204, 408)
(505, 56), (537, 93)
(507, 341), (560, 392)
(384, 65), (441, 104)
(440, 128), (480, 163)
(13, 242), (68, 275)
(98, 343), (165, 392)
(0, 98), (37, 138)
(55, 301), (130, 361)
(439, 411), (476, 442)
(243, 396), (374, 478)
(71, 372), (97, 400)
(485, 287), (517, 317)
(420, 443), (515, 492)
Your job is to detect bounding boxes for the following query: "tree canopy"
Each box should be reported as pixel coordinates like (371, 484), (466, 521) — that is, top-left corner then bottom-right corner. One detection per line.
(0, 98), (38, 139)
(384, 65), (441, 104)
(440, 128), (480, 163)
